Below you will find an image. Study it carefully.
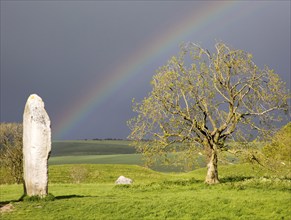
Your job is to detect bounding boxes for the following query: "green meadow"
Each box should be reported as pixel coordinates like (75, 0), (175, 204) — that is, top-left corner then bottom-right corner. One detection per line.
(1, 140), (290, 219)
(51, 140), (136, 157)
(49, 140), (142, 166)
(49, 140), (193, 172)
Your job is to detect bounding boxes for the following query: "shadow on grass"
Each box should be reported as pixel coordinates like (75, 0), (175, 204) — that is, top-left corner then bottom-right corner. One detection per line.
(0, 200), (19, 207)
(162, 178), (204, 186)
(55, 195), (86, 200)
(0, 195), (94, 206)
(220, 176), (253, 183)
(55, 194), (99, 200)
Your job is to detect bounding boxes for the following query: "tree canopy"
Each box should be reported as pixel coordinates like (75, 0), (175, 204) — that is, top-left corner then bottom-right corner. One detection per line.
(261, 122), (291, 175)
(0, 123), (23, 184)
(128, 42), (290, 184)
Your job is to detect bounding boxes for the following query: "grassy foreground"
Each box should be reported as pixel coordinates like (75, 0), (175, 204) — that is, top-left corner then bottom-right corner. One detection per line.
(1, 164), (290, 220)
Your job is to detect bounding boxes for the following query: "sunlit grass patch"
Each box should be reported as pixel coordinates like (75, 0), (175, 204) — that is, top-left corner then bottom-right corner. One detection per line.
(1, 163), (290, 219)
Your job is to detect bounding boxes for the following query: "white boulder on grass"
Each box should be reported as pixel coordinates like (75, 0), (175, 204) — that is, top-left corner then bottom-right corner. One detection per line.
(115, 176), (133, 185)
(23, 94), (51, 197)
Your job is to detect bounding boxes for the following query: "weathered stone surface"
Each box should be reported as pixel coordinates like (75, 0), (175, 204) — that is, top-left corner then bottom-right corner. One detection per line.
(115, 176), (133, 185)
(23, 94), (51, 197)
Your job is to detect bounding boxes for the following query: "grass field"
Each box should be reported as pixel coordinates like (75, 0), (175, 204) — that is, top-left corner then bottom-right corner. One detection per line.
(49, 154), (143, 166)
(1, 140), (290, 219)
(49, 140), (205, 172)
(51, 140), (136, 157)
(1, 164), (290, 219)
(49, 140), (142, 167)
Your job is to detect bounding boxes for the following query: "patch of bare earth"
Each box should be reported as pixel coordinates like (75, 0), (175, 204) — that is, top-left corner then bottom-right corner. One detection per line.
(0, 204), (14, 213)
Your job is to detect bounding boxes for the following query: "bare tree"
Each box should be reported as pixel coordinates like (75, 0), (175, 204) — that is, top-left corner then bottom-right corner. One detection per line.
(0, 123), (23, 184)
(128, 42), (290, 184)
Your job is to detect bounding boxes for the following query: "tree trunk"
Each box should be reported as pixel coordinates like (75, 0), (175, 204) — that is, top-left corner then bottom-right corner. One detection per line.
(205, 149), (219, 184)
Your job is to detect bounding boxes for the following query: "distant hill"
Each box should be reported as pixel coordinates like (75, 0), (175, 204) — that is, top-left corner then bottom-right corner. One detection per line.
(51, 140), (136, 157)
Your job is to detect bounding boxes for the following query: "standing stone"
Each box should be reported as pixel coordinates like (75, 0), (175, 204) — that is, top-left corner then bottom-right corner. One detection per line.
(23, 94), (51, 197)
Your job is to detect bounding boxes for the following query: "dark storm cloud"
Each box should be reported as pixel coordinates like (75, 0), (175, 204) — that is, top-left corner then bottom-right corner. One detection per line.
(1, 1), (290, 140)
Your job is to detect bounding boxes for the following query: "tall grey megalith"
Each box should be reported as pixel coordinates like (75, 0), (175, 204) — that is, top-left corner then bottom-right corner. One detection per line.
(23, 94), (51, 197)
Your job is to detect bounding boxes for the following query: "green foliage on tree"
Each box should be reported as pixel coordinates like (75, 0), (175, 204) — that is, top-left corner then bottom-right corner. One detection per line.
(128, 42), (290, 184)
(0, 123), (23, 184)
(263, 122), (291, 162)
(259, 122), (291, 176)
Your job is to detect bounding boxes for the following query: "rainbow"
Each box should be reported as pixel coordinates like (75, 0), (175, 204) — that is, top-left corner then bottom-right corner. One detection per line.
(54, 1), (240, 140)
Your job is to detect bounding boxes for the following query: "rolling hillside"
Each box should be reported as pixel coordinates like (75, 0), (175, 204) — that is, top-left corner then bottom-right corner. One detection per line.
(51, 140), (136, 156)
(49, 140), (240, 172)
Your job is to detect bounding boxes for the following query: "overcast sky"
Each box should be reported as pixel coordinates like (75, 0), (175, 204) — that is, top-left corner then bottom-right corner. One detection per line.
(1, 1), (290, 140)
